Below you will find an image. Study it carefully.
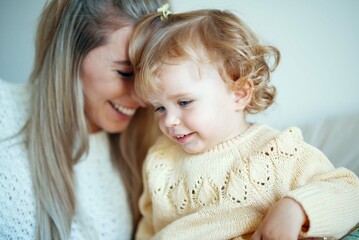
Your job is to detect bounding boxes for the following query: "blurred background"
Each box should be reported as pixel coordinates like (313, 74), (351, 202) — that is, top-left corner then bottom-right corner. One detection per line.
(1, 0), (359, 128)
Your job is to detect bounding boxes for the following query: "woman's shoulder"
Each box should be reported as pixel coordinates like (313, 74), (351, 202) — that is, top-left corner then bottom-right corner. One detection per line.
(0, 79), (36, 239)
(0, 78), (30, 138)
(0, 78), (29, 105)
(0, 77), (27, 92)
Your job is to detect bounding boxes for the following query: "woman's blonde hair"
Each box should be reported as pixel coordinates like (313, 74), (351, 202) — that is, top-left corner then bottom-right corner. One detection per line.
(130, 9), (280, 114)
(25, 0), (164, 239)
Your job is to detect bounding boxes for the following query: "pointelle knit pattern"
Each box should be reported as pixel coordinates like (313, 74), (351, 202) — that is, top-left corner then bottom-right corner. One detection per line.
(136, 123), (359, 240)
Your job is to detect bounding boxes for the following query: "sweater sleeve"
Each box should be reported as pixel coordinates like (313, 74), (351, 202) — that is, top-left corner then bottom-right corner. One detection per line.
(279, 128), (359, 239)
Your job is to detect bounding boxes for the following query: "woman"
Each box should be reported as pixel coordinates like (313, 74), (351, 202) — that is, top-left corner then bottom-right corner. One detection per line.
(0, 0), (165, 239)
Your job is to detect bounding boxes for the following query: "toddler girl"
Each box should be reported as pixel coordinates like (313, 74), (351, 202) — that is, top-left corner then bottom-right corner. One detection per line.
(129, 6), (359, 240)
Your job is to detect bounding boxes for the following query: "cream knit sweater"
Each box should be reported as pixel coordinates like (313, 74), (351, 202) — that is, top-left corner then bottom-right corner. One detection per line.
(136, 123), (359, 240)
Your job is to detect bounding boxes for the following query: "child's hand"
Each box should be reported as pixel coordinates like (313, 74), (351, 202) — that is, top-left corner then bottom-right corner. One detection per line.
(251, 197), (308, 240)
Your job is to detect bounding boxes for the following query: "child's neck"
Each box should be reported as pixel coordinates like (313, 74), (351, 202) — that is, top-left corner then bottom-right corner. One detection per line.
(223, 120), (252, 143)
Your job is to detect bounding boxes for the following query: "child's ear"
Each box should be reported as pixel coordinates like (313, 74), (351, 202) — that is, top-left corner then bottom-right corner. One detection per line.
(233, 81), (253, 111)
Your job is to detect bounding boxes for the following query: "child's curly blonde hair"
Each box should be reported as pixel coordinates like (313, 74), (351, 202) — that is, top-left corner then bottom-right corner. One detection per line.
(130, 9), (280, 114)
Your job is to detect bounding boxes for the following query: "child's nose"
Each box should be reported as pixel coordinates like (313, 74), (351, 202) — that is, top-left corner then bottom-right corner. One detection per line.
(164, 111), (180, 127)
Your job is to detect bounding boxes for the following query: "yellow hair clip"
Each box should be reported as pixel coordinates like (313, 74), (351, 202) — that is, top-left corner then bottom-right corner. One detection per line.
(157, 3), (171, 20)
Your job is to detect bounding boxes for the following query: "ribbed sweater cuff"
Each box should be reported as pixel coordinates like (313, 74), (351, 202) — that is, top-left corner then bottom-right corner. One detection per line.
(286, 185), (358, 239)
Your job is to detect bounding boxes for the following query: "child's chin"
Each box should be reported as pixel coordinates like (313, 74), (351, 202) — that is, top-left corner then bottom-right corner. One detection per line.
(180, 146), (205, 155)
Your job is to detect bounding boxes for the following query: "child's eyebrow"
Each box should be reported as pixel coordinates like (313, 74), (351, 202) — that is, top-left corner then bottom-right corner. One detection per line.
(148, 99), (160, 106)
(168, 92), (191, 100)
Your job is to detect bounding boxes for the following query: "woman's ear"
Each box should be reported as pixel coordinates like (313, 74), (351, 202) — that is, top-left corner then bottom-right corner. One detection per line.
(233, 81), (253, 111)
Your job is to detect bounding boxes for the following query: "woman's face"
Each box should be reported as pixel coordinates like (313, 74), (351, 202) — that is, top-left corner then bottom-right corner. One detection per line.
(81, 26), (145, 133)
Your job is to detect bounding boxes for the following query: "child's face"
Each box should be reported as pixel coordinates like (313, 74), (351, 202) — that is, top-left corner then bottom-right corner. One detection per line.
(148, 60), (248, 154)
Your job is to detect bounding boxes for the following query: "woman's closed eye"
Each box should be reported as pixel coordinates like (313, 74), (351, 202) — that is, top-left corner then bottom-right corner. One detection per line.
(117, 70), (134, 79)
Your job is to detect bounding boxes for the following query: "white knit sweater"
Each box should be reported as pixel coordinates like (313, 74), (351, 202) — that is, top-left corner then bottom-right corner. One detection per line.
(137, 123), (359, 240)
(0, 79), (132, 240)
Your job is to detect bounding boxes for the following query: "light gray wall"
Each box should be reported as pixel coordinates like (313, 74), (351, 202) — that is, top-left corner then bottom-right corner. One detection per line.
(0, 1), (45, 83)
(1, 1), (358, 128)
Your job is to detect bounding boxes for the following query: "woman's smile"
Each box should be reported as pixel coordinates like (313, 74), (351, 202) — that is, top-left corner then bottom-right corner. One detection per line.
(109, 100), (137, 117)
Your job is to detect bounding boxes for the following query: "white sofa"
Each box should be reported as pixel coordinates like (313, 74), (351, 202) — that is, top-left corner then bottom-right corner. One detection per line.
(299, 112), (359, 176)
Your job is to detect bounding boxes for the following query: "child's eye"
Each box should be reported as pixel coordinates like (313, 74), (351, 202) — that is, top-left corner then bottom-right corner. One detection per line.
(154, 106), (166, 113)
(178, 100), (192, 107)
(117, 70), (134, 79)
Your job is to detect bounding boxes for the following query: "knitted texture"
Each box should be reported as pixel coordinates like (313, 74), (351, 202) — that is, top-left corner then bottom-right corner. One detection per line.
(137, 123), (359, 240)
(0, 79), (133, 240)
